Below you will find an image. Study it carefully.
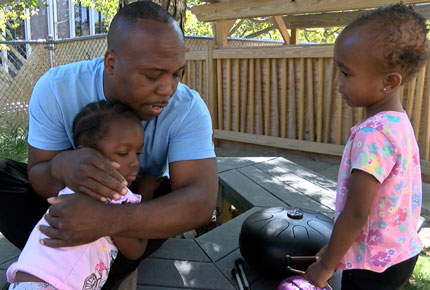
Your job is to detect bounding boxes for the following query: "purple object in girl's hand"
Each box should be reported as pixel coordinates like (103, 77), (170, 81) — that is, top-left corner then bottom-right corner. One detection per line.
(276, 275), (333, 290)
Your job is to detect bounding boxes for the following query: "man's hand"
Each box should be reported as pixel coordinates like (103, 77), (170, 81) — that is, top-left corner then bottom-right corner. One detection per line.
(28, 145), (127, 201)
(52, 147), (128, 201)
(39, 193), (115, 247)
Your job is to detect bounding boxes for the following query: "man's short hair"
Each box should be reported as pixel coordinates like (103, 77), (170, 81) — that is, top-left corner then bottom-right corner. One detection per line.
(107, 1), (176, 50)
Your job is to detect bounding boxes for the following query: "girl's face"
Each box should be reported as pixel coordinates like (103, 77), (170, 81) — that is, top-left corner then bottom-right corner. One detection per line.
(95, 118), (144, 186)
(333, 29), (388, 110)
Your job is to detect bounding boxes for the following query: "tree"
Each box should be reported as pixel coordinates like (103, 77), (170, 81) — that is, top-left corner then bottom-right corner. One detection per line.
(80, 0), (187, 32)
(0, 0), (43, 41)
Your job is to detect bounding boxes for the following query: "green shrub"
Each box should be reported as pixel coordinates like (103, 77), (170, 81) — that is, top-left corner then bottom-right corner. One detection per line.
(0, 115), (28, 163)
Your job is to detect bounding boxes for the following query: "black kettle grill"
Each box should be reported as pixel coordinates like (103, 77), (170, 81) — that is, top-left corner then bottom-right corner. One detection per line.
(239, 207), (334, 277)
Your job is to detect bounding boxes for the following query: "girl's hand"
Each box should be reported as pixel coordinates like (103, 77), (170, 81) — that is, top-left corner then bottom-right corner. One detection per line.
(316, 245), (328, 261)
(304, 260), (334, 289)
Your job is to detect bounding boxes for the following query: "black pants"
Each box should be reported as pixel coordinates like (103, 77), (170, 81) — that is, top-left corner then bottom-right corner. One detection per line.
(0, 158), (167, 289)
(341, 254), (419, 290)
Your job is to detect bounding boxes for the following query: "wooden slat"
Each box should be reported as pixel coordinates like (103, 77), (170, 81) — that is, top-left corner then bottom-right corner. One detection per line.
(206, 47), (215, 126)
(306, 58), (314, 141)
(335, 91), (343, 145)
(192, 0), (429, 21)
(298, 58), (305, 140)
(192, 60), (196, 90)
(288, 59), (296, 139)
(217, 59), (223, 130)
(255, 59), (263, 135)
(280, 58), (287, 138)
(323, 59), (335, 143)
(406, 77), (417, 117)
(240, 59), (248, 132)
(199, 60), (203, 96)
(271, 59), (279, 137)
(233, 59), (240, 131)
(249, 59), (255, 134)
(263, 58), (271, 135)
(226, 59), (232, 131)
(316, 58), (324, 142)
(412, 66), (426, 136)
(186, 60), (192, 88)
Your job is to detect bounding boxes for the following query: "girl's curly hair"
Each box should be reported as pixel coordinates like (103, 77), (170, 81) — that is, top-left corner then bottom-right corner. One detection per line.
(342, 3), (429, 82)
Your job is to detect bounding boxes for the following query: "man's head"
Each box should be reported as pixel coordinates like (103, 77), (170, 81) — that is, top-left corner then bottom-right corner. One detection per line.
(104, 1), (185, 121)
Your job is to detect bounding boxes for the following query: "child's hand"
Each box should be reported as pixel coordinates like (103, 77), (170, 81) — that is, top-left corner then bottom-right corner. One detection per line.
(304, 260), (334, 289)
(315, 245), (328, 261)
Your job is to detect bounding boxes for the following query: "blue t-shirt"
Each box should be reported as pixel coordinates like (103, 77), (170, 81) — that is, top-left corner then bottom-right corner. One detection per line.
(28, 57), (215, 176)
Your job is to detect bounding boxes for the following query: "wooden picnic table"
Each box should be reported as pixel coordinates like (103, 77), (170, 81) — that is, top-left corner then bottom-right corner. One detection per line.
(135, 157), (341, 290)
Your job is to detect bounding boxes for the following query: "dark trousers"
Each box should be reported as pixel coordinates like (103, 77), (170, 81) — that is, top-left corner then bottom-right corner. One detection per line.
(341, 254), (419, 290)
(0, 158), (167, 289)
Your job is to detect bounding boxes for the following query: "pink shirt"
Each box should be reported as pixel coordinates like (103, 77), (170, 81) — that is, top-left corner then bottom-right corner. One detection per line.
(336, 111), (422, 272)
(7, 187), (141, 289)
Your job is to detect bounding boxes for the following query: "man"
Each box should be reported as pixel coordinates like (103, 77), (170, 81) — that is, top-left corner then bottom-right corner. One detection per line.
(0, 1), (218, 288)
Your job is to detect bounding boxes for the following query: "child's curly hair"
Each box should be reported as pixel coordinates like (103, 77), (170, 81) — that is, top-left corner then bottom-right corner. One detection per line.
(342, 3), (429, 82)
(72, 100), (141, 148)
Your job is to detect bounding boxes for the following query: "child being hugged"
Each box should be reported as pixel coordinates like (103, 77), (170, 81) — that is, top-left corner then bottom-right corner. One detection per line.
(7, 100), (148, 290)
(304, 4), (428, 290)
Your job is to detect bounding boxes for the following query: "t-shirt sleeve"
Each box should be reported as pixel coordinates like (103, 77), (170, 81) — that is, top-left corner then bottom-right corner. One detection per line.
(27, 72), (72, 151)
(350, 127), (396, 183)
(168, 94), (215, 163)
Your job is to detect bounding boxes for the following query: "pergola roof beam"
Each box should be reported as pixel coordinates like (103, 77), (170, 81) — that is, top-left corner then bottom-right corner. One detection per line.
(192, 0), (430, 21)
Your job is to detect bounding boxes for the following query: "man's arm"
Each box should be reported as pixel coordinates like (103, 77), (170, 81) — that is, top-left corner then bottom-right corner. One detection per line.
(40, 157), (218, 247)
(28, 145), (128, 201)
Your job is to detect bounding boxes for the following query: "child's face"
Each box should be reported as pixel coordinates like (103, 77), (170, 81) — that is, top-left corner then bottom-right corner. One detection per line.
(334, 28), (388, 109)
(95, 118), (144, 186)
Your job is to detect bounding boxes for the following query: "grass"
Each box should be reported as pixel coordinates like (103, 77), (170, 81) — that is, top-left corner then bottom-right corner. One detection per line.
(0, 115), (28, 163)
(401, 247), (430, 289)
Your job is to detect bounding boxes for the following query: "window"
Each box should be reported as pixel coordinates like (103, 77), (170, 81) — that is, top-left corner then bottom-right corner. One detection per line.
(74, 1), (90, 37)
(94, 10), (108, 34)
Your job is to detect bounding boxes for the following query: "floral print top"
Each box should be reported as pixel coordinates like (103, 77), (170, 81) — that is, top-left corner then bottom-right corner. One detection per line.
(336, 111), (422, 272)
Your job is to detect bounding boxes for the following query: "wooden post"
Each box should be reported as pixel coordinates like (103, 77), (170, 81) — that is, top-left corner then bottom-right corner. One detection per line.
(290, 28), (300, 44)
(215, 20), (235, 48)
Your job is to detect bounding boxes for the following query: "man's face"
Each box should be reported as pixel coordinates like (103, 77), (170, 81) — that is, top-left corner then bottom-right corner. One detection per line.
(105, 19), (185, 121)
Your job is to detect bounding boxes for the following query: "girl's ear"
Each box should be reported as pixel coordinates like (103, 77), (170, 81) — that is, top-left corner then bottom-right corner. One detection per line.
(383, 72), (403, 92)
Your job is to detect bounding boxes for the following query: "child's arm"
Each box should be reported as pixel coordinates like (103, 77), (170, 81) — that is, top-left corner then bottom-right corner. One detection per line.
(110, 189), (151, 260)
(111, 236), (148, 260)
(304, 169), (378, 288)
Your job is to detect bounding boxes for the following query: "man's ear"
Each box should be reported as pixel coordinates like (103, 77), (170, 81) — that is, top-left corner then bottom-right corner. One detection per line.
(104, 50), (115, 75)
(383, 72), (403, 91)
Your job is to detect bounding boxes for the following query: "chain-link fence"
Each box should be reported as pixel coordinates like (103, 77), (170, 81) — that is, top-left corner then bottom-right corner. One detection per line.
(0, 35), (107, 130)
(0, 34), (276, 129)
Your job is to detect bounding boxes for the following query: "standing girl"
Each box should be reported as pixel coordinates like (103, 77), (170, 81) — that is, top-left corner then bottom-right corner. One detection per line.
(304, 4), (427, 290)
(7, 100), (148, 289)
